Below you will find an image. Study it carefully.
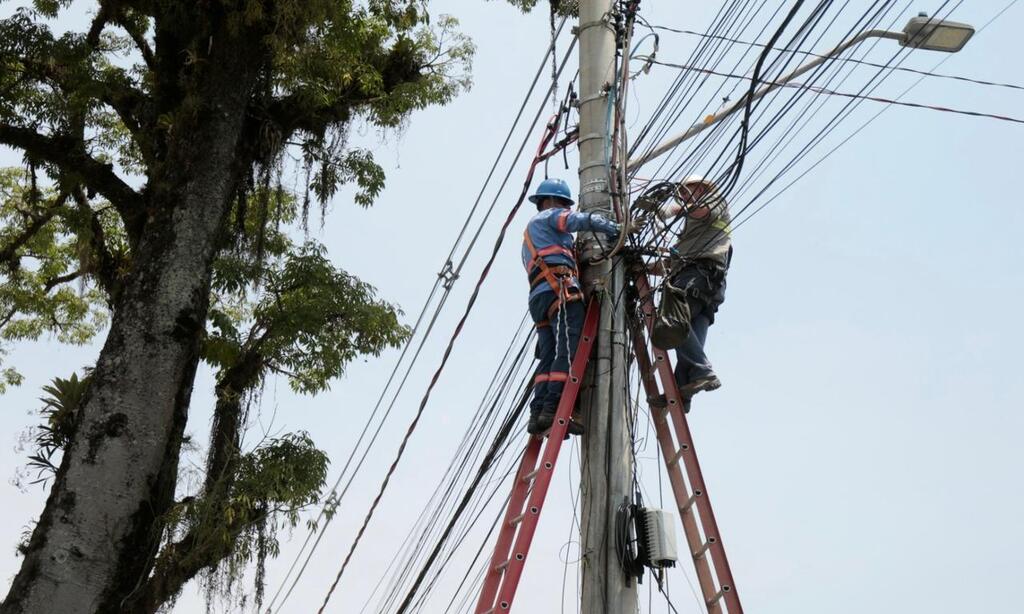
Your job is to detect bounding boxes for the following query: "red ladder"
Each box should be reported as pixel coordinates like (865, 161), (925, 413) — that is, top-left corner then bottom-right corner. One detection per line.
(474, 299), (600, 614)
(631, 272), (743, 614)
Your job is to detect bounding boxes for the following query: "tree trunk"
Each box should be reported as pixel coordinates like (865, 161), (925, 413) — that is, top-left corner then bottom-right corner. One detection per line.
(1, 30), (263, 614)
(121, 352), (265, 614)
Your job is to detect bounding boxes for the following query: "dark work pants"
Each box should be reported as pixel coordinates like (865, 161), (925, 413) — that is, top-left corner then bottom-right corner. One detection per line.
(670, 264), (726, 388)
(528, 291), (584, 415)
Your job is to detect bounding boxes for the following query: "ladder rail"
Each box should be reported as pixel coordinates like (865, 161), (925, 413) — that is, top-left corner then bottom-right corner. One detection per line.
(476, 438), (542, 609)
(634, 273), (744, 614)
(630, 324), (722, 613)
(475, 299), (600, 614)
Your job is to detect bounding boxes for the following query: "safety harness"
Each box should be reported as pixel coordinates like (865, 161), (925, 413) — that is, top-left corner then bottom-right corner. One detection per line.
(523, 222), (583, 327)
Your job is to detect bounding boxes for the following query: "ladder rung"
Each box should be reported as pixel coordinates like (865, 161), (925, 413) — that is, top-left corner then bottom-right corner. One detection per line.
(667, 444), (689, 467)
(693, 536), (716, 560)
(522, 468), (540, 482)
(681, 491), (699, 513)
(509, 513), (525, 527)
(494, 559), (511, 572)
(707, 585), (731, 607)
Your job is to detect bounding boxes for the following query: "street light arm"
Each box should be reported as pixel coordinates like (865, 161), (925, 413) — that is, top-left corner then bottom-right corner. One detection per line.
(627, 29), (903, 172)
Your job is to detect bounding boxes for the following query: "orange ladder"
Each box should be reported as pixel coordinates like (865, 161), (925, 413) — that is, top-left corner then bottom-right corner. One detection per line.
(631, 272), (743, 614)
(474, 299), (599, 614)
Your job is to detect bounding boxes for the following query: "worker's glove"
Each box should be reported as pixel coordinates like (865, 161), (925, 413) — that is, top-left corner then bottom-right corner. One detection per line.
(628, 216), (649, 234)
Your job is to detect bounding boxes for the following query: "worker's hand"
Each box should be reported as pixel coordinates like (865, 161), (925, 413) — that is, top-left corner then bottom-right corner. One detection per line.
(627, 216), (649, 235)
(646, 260), (668, 276)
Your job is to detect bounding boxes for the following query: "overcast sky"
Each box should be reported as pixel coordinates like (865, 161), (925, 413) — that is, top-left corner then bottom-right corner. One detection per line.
(2, 1), (1023, 613)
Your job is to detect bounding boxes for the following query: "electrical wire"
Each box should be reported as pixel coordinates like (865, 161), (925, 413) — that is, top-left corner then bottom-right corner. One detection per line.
(646, 24), (1024, 93)
(315, 60), (579, 612)
(636, 59), (1024, 125)
(265, 25), (578, 613)
(729, 0), (1020, 233)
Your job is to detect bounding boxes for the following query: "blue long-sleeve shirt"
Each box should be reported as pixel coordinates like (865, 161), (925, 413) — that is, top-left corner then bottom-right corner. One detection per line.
(522, 207), (620, 300)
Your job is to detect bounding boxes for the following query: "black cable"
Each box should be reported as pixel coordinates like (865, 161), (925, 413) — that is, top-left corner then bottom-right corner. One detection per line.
(634, 0), (914, 260)
(649, 24), (1024, 93)
(731, 0), (1016, 233)
(264, 17), (573, 613)
(365, 316), (534, 612)
(377, 325), (534, 611)
(315, 52), (578, 610)
(394, 380), (534, 613)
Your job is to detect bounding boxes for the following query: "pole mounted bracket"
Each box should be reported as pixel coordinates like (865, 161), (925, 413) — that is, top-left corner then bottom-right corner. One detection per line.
(576, 12), (614, 36)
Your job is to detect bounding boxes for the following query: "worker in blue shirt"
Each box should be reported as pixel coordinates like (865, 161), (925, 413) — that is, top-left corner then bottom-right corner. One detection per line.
(523, 178), (620, 436)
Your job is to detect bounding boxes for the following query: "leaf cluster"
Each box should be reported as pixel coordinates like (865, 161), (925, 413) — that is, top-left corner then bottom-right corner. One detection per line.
(160, 432), (329, 611)
(208, 237), (410, 395)
(0, 169), (114, 391)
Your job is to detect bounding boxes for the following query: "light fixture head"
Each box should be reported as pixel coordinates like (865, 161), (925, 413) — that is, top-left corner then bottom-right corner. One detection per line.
(900, 14), (975, 52)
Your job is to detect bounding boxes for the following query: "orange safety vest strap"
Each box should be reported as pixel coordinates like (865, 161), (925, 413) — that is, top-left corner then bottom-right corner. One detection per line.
(535, 319), (550, 329)
(546, 287), (583, 319)
(535, 245), (575, 260)
(524, 229), (576, 295)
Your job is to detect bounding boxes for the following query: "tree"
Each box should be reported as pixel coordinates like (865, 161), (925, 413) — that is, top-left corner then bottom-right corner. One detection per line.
(0, 2), (471, 612)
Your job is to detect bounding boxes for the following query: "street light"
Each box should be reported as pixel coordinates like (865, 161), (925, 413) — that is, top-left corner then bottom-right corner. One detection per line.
(627, 14), (976, 171)
(901, 13), (975, 52)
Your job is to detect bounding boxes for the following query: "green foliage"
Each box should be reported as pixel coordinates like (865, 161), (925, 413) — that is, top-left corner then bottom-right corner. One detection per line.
(1, 1), (473, 211)
(0, 169), (112, 391)
(0, 0), (471, 607)
(208, 240), (410, 394)
(25, 372), (90, 484)
(502, 0), (579, 15)
(166, 432), (328, 611)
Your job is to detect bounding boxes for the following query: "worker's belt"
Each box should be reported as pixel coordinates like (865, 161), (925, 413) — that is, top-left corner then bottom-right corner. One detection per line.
(671, 257), (728, 282)
(529, 264), (576, 290)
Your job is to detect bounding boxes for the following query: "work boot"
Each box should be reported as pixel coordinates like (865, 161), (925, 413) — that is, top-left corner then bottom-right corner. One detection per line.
(678, 373), (721, 397)
(527, 411), (549, 435)
(554, 417), (585, 440)
(537, 408), (585, 439)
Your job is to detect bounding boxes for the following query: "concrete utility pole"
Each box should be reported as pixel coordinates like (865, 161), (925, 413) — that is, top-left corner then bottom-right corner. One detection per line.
(576, 0), (638, 612)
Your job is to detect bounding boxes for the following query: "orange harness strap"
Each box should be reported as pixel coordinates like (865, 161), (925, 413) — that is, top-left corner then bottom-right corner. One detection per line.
(524, 229), (583, 327)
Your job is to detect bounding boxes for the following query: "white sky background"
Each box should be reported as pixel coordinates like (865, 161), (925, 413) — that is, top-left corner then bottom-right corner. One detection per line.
(2, 1), (1024, 613)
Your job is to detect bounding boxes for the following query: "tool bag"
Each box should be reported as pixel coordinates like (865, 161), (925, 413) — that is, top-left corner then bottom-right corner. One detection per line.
(651, 279), (691, 350)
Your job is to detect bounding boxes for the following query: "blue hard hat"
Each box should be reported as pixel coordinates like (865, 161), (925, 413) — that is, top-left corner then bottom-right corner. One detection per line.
(529, 178), (574, 207)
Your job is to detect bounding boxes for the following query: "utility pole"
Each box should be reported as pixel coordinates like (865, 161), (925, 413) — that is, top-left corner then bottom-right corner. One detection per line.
(577, 0), (637, 612)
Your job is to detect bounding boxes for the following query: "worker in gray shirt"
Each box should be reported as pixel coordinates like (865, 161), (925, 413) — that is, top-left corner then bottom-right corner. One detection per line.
(655, 175), (732, 401)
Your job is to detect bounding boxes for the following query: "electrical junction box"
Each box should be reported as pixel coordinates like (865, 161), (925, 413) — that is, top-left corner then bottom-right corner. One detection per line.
(640, 508), (678, 568)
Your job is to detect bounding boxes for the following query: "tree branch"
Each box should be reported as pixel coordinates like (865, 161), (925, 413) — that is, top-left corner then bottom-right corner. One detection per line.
(43, 269), (85, 292)
(86, 2), (116, 47)
(0, 124), (143, 230)
(71, 189), (123, 302)
(15, 54), (152, 155)
(114, 14), (156, 69)
(0, 204), (62, 268)
(0, 306), (16, 331)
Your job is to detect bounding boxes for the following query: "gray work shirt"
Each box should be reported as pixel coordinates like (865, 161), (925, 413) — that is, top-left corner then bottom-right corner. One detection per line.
(659, 192), (732, 269)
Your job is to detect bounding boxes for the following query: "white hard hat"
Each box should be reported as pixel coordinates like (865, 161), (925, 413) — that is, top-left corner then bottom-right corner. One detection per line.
(680, 174), (715, 188)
